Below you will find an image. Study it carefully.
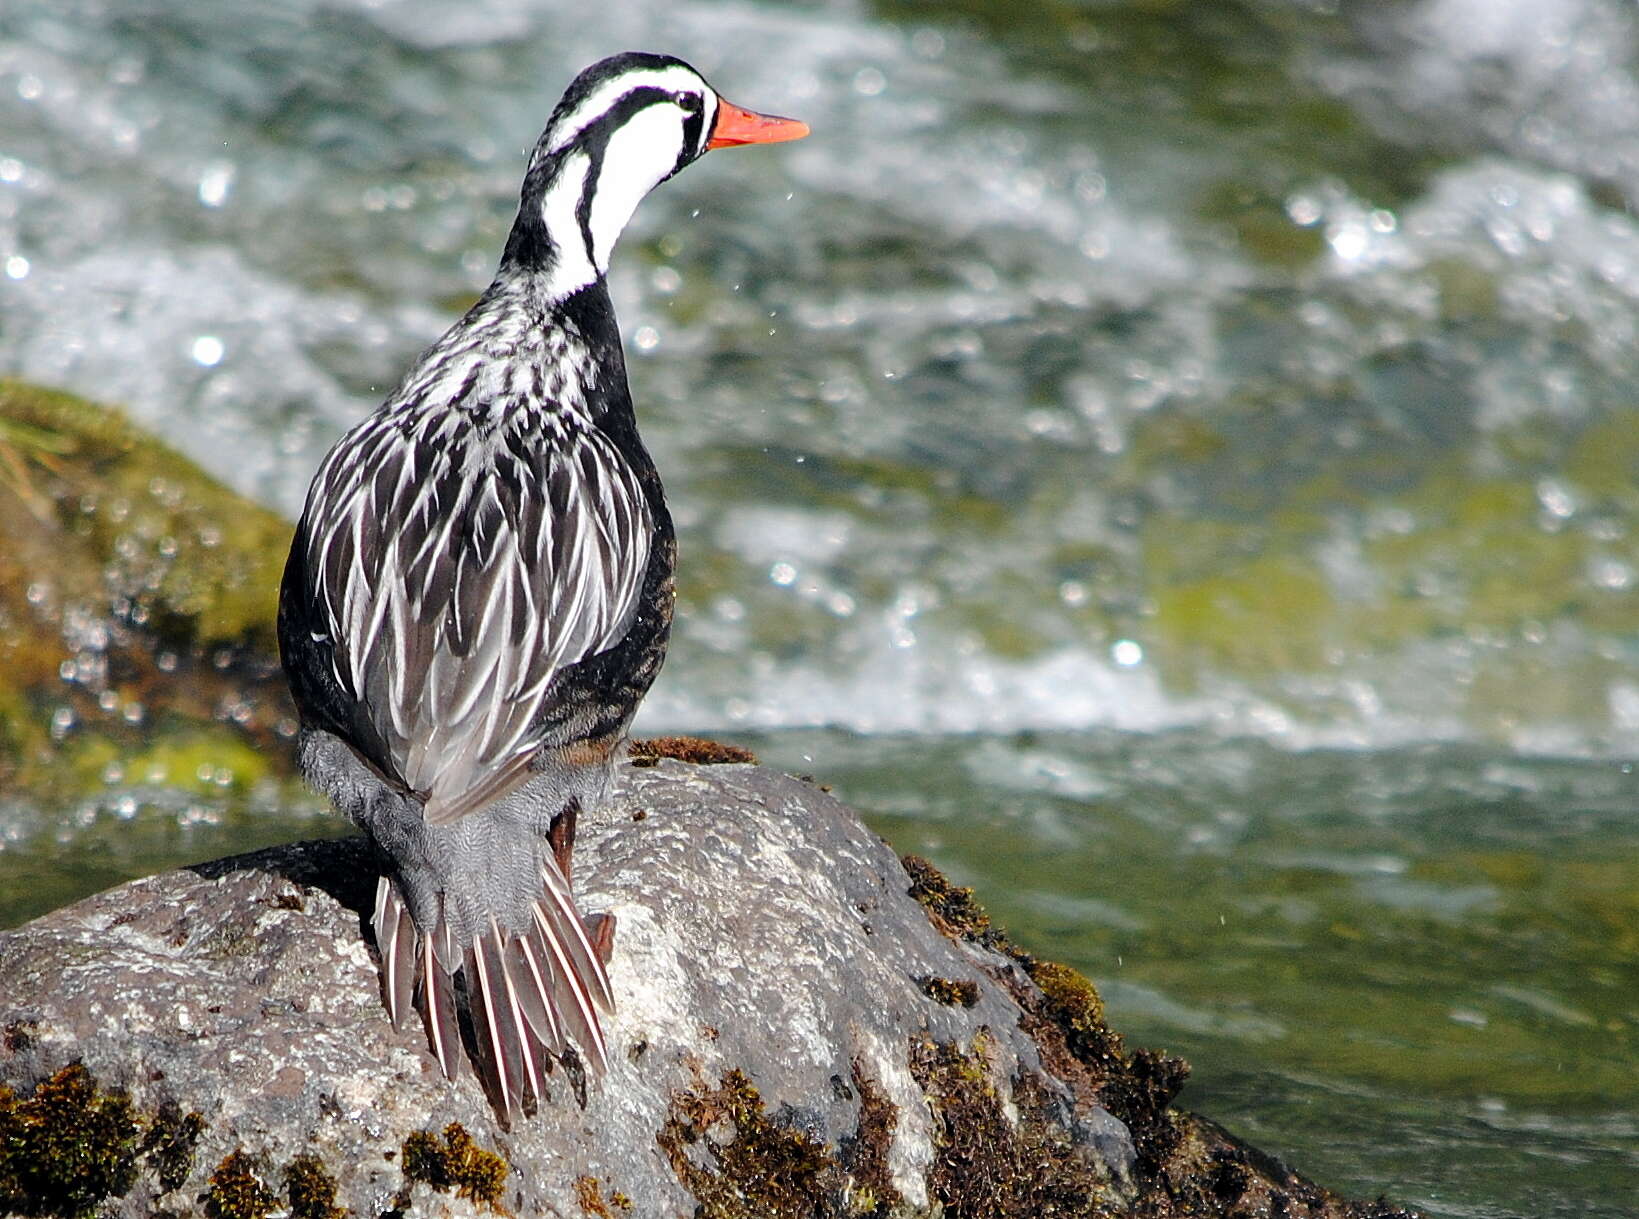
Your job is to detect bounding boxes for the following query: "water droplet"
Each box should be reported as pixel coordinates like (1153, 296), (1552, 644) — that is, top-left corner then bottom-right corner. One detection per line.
(1535, 477), (1576, 519)
(1329, 223), (1368, 261)
(911, 28), (946, 58)
(50, 706), (75, 740)
(197, 160), (235, 208)
(1590, 557), (1634, 591)
(4, 254), (28, 280)
(1111, 639), (1144, 667)
(1286, 194), (1322, 226)
(190, 335), (225, 366)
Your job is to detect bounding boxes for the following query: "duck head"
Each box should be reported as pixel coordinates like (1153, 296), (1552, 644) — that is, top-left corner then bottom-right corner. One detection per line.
(506, 52), (808, 297)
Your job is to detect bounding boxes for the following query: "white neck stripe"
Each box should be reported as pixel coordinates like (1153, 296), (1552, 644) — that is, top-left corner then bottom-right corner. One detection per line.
(538, 151), (597, 299)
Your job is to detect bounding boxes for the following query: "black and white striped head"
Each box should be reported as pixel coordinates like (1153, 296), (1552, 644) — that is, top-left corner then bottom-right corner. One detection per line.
(508, 52), (807, 297)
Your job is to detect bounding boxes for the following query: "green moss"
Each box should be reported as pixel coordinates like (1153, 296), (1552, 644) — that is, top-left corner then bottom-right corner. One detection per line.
(204, 1150), (278, 1219)
(900, 855), (1190, 1174)
(916, 976), (980, 1007)
(0, 379), (288, 649)
(572, 1175), (632, 1216)
(136, 1102), (205, 1195)
(910, 1035), (1115, 1219)
(902, 855), (1120, 1047)
(0, 1063), (141, 1219)
(1564, 412), (1639, 504)
(657, 1069), (840, 1218)
(1198, 180), (1327, 271)
(284, 1151), (347, 1219)
(1426, 257), (1500, 322)
(901, 855), (994, 944)
(1030, 960), (1122, 1067)
(400, 1123), (508, 1211)
(1139, 1109), (1421, 1218)
(0, 379), (301, 806)
(59, 725), (273, 797)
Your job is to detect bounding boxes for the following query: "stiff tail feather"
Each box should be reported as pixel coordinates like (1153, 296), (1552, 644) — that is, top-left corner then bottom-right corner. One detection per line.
(370, 864), (614, 1122)
(420, 912), (462, 1082)
(373, 877), (417, 1031)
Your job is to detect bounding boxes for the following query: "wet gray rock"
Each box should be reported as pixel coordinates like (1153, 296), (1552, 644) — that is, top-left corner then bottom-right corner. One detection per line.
(0, 760), (1135, 1217)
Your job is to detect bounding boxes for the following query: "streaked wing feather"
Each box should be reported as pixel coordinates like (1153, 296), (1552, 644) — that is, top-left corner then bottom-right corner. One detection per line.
(297, 418), (652, 818)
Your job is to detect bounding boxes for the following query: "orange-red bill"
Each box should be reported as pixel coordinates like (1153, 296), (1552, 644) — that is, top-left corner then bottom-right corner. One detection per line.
(707, 98), (810, 150)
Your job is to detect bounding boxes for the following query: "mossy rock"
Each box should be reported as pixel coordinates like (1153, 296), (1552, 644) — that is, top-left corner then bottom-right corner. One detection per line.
(0, 380), (298, 803)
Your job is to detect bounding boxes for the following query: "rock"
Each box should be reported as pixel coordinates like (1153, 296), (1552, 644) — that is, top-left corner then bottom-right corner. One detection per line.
(0, 379), (296, 808)
(0, 758), (1418, 1218)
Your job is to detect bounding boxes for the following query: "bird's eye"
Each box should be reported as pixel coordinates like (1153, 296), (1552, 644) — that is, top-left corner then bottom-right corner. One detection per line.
(673, 92), (703, 115)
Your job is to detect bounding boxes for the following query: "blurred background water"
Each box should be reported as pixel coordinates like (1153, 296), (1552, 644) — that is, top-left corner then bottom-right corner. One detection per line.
(0, 0), (1634, 1215)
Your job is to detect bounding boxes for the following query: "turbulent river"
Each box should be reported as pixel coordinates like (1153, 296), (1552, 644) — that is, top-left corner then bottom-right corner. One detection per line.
(1, 1), (1635, 1214)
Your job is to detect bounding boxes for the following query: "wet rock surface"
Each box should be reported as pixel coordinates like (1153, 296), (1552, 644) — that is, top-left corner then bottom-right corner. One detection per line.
(0, 760), (1416, 1218)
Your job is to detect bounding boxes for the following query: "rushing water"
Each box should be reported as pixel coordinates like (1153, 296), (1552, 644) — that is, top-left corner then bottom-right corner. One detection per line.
(0, 1), (1636, 1215)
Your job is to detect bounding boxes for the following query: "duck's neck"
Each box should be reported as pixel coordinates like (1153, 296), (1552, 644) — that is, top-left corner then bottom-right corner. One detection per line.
(503, 137), (662, 303)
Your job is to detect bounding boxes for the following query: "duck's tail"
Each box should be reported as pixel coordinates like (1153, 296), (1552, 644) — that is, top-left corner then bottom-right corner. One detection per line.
(371, 840), (614, 1122)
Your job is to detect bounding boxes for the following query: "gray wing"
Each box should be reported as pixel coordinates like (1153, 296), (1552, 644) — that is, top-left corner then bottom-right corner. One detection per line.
(300, 413), (652, 824)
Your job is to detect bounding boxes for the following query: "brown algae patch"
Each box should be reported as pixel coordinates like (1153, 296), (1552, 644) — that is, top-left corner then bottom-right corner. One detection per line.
(283, 1152), (347, 1219)
(916, 975), (980, 1007)
(837, 1063), (903, 1216)
(910, 1033), (1116, 1219)
(0, 1063), (140, 1219)
(902, 854), (995, 944)
(399, 1122), (509, 1212)
(204, 1150), (278, 1219)
(899, 855), (1422, 1217)
(658, 1068), (838, 1218)
(135, 1101), (206, 1195)
(572, 1175), (632, 1216)
(629, 736), (759, 766)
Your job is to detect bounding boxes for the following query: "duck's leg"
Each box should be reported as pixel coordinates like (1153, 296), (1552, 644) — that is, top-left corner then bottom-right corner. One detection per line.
(547, 796), (579, 885)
